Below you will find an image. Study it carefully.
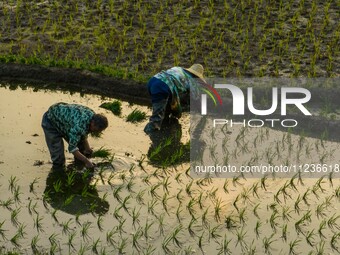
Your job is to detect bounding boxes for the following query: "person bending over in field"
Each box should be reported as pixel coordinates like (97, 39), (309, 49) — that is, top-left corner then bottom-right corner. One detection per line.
(144, 64), (205, 134)
(42, 102), (108, 171)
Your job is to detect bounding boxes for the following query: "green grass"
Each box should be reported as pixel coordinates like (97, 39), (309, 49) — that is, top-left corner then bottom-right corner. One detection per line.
(126, 109), (146, 123)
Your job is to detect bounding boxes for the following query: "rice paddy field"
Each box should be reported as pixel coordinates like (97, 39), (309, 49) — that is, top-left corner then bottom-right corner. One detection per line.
(0, 0), (339, 79)
(0, 0), (339, 255)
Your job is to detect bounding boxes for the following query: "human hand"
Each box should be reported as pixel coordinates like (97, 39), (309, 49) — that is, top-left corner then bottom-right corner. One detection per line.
(85, 161), (95, 169)
(84, 148), (93, 157)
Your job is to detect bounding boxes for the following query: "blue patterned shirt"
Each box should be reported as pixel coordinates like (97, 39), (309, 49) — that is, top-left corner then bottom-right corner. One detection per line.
(154, 67), (200, 117)
(47, 103), (94, 153)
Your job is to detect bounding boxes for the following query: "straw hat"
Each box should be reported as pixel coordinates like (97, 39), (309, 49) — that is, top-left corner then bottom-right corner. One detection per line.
(185, 64), (206, 82)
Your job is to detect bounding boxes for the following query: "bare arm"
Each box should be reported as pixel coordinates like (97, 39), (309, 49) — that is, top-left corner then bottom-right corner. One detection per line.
(73, 150), (94, 168)
(82, 138), (93, 155)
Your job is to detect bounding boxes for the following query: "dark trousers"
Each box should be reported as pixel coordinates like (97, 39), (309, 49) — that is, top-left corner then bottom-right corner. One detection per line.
(42, 112), (86, 168)
(144, 77), (172, 133)
(41, 112), (66, 168)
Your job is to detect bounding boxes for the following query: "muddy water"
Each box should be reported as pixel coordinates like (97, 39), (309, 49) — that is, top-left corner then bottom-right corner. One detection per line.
(0, 83), (190, 253)
(0, 84), (339, 255)
(0, 85), (150, 176)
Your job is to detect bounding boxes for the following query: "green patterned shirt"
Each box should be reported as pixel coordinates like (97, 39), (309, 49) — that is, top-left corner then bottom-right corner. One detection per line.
(47, 103), (94, 153)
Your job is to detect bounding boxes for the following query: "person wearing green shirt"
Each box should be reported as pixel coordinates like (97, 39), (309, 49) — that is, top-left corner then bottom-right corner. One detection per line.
(42, 103), (108, 171)
(144, 64), (205, 134)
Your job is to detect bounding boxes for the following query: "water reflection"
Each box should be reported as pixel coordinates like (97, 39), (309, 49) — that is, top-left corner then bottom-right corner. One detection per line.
(44, 168), (109, 215)
(146, 118), (190, 167)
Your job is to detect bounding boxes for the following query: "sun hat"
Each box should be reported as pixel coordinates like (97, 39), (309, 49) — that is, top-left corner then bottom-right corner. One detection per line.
(184, 64), (206, 82)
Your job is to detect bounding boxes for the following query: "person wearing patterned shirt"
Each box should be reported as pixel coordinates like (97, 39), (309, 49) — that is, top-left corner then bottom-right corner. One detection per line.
(144, 64), (205, 134)
(42, 103), (108, 171)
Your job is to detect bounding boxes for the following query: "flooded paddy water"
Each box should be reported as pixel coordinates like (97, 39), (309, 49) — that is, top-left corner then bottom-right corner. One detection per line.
(0, 83), (339, 254)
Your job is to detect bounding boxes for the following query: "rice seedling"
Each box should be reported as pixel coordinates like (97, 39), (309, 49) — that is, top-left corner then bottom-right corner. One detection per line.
(91, 237), (101, 254)
(327, 214), (340, 230)
(78, 243), (90, 255)
(315, 177), (327, 193)
(253, 203), (260, 219)
(236, 227), (248, 250)
(141, 174), (151, 186)
(269, 211), (279, 232)
(162, 176), (171, 194)
(330, 233), (340, 253)
(126, 177), (135, 193)
(135, 189), (146, 205)
(8, 175), (18, 193)
(315, 240), (325, 255)
(31, 234), (40, 254)
(157, 213), (165, 236)
(81, 221), (92, 240)
(335, 186), (340, 200)
(114, 235), (125, 253)
(187, 198), (196, 218)
(289, 238), (301, 255)
(214, 198), (224, 222)
(240, 187), (252, 204)
(185, 180), (194, 197)
(294, 195), (303, 214)
(315, 203), (327, 219)
(48, 232), (58, 248)
(0, 220), (7, 242)
(260, 175), (268, 191)
(92, 146), (111, 158)
(187, 217), (197, 237)
(150, 183), (161, 200)
(171, 224), (183, 248)
(318, 220), (327, 239)
(126, 109), (146, 123)
(0, 198), (14, 211)
(53, 179), (63, 193)
(66, 231), (76, 252)
(306, 229), (315, 247)
(210, 224), (222, 241)
(113, 184), (123, 203)
(233, 195), (240, 212)
(100, 100), (122, 116)
(63, 194), (75, 207)
(143, 219), (154, 241)
(11, 207), (21, 227)
(185, 167), (192, 179)
(10, 232), (22, 248)
(209, 187), (219, 200)
(263, 233), (275, 255)
(217, 234), (232, 255)
(33, 213), (44, 233)
(147, 198), (158, 217)
(29, 177), (39, 194)
(131, 206), (141, 229)
(132, 227), (143, 251)
(161, 230), (173, 253)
